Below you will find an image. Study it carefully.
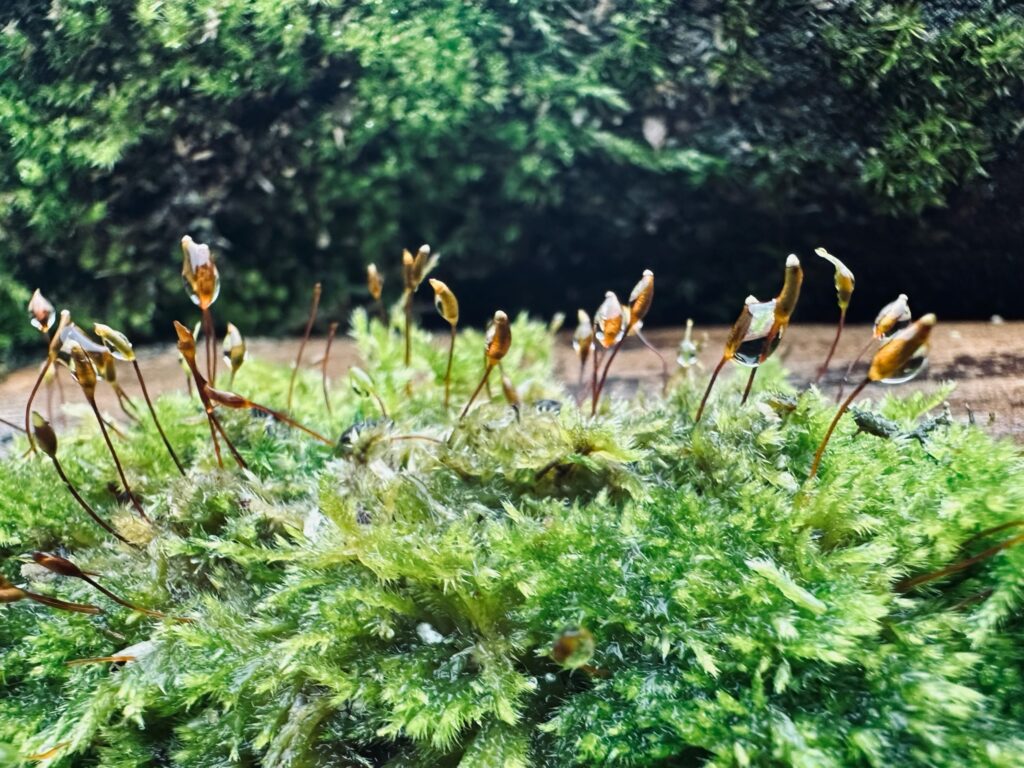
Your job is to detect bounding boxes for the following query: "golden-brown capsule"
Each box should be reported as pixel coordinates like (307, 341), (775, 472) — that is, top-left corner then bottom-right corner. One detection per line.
(402, 249), (416, 291)
(874, 293), (911, 340)
(775, 254), (803, 323)
(49, 310), (71, 359)
(410, 244), (431, 287)
(28, 289), (55, 333)
(68, 344), (98, 398)
(485, 311), (512, 364)
(595, 292), (623, 348)
(724, 297), (757, 359)
(627, 270), (654, 328)
(180, 235), (221, 309)
(815, 248), (854, 310)
(428, 279), (459, 326)
(367, 263), (383, 301)
(174, 320), (198, 362)
(31, 552), (84, 579)
(222, 322), (246, 377)
(573, 310), (593, 362)
(868, 314), (936, 382)
(94, 323), (136, 362)
(31, 411), (58, 458)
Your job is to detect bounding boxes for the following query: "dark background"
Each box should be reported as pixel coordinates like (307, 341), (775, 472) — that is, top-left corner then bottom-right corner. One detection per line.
(1, 0), (1022, 363)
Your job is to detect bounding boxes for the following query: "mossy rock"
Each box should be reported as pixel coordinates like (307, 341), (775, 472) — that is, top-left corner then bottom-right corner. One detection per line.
(1, 313), (1022, 767)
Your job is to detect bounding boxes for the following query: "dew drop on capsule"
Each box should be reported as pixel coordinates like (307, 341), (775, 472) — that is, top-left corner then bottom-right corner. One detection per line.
(732, 300), (782, 367)
(878, 345), (929, 384)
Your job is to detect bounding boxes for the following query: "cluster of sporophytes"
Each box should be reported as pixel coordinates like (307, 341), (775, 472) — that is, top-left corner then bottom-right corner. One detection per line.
(2, 246), (1024, 767)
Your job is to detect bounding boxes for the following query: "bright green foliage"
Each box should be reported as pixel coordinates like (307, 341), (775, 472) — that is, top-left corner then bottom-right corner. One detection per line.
(2, 0), (1023, 358)
(1, 314), (1023, 766)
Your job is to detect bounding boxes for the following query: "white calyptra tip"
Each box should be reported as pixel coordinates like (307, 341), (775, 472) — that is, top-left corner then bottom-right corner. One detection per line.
(898, 293), (909, 302)
(494, 310), (508, 323)
(919, 313), (937, 326)
(786, 254), (800, 268)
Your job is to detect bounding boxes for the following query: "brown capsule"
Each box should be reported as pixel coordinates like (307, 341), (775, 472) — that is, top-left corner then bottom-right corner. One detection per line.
(815, 248), (854, 311)
(485, 311), (512, 364)
(180, 235), (221, 309)
(28, 289), (55, 333)
(222, 322), (246, 378)
(573, 310), (593, 362)
(31, 411), (58, 458)
(402, 249), (417, 291)
(367, 263), (383, 301)
(809, 314), (937, 480)
(31, 552), (85, 579)
(428, 279), (459, 326)
(724, 297), (757, 360)
(874, 293), (912, 340)
(627, 270), (654, 328)
(174, 320), (198, 362)
(94, 323), (136, 362)
(814, 249), (855, 384)
(594, 292), (623, 349)
(68, 344), (98, 399)
(775, 254), (803, 324)
(411, 244), (432, 287)
(868, 314), (936, 382)
(694, 297), (756, 423)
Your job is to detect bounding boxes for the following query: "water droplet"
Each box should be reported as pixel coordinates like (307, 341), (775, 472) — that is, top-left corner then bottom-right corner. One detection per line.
(878, 346), (929, 384)
(732, 300), (781, 367)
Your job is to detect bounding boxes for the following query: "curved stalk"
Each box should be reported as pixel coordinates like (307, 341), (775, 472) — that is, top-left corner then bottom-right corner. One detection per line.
(460, 363), (495, 420)
(322, 321), (339, 416)
(0, 416), (26, 433)
(837, 337), (875, 403)
(808, 378), (869, 480)
(288, 282), (321, 410)
(592, 335), (625, 416)
(23, 357), (52, 452)
(816, 308), (846, 383)
(443, 324), (456, 409)
(741, 368), (757, 409)
(895, 533), (1024, 593)
(85, 395), (150, 522)
(635, 328), (670, 393)
(51, 458), (135, 546)
(205, 385), (333, 446)
(403, 290), (413, 367)
(202, 306), (216, 383)
(132, 360), (185, 476)
(23, 590), (102, 614)
(695, 357), (728, 423)
(80, 574), (167, 619)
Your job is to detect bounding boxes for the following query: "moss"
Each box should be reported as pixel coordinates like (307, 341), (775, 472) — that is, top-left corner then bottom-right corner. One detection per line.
(1, 313), (1023, 766)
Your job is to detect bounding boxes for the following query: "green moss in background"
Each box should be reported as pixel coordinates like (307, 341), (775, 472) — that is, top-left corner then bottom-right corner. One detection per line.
(1, 314), (1023, 766)
(1, 0), (1023, 364)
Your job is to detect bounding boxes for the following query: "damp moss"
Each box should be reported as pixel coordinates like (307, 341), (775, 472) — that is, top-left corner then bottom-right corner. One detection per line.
(1, 312), (1023, 767)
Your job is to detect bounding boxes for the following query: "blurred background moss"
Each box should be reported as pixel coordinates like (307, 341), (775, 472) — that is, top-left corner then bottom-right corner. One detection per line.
(1, 0), (1022, 362)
